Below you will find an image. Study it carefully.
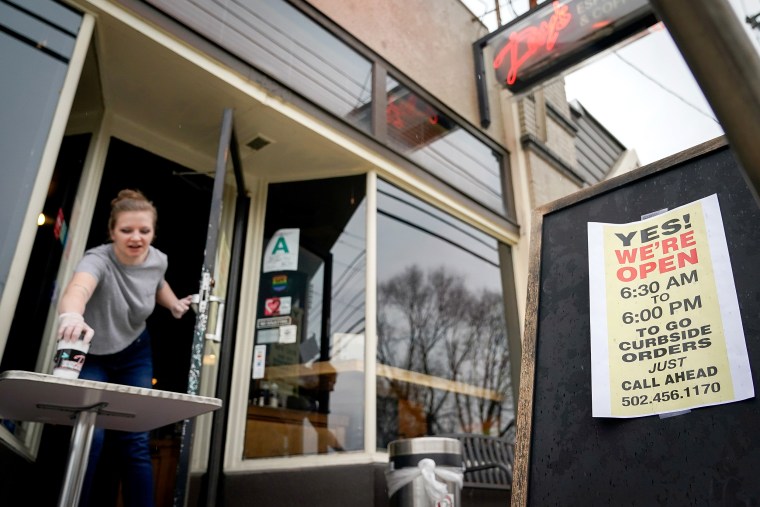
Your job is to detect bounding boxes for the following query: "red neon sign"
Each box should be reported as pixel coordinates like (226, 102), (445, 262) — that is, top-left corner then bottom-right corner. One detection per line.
(482, 0), (654, 93)
(386, 93), (439, 130)
(492, 1), (572, 86)
(385, 87), (453, 150)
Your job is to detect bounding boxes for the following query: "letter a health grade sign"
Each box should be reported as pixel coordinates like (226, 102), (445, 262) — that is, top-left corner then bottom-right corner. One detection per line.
(263, 228), (300, 273)
(588, 194), (754, 418)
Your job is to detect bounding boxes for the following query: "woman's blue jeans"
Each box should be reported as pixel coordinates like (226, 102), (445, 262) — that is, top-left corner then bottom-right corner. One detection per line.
(78, 330), (155, 507)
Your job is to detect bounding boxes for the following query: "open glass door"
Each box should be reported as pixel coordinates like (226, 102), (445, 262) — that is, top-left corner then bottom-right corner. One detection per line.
(174, 108), (246, 506)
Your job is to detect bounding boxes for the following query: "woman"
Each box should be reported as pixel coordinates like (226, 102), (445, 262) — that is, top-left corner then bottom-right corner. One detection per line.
(57, 189), (193, 507)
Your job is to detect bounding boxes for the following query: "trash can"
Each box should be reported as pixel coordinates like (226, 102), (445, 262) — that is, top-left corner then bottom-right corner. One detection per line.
(386, 437), (464, 507)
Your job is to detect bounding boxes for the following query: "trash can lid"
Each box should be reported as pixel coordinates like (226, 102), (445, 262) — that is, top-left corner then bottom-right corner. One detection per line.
(388, 437), (462, 457)
(388, 437), (462, 469)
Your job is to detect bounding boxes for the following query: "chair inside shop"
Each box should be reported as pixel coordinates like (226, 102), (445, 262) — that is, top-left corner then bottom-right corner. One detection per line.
(444, 433), (514, 490)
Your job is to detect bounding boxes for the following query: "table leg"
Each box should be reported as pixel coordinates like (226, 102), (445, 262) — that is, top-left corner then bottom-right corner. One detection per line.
(58, 409), (97, 507)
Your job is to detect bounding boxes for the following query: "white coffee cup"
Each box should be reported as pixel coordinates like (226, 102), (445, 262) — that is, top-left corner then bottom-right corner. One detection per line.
(53, 338), (90, 379)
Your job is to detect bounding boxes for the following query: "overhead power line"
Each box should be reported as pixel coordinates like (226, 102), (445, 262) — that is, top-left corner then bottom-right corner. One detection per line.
(613, 52), (720, 125)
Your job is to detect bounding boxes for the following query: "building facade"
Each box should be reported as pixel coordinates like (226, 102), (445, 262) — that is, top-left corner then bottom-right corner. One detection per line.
(0, 0), (636, 505)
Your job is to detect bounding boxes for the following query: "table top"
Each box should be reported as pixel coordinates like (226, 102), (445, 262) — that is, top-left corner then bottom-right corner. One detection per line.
(0, 370), (222, 432)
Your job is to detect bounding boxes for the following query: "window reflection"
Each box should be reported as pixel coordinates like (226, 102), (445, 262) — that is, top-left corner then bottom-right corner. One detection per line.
(146, 1), (511, 216)
(175, 0), (373, 133)
(376, 180), (514, 448)
(244, 176), (366, 458)
(1, 134), (90, 440)
(386, 83), (456, 151)
(385, 77), (505, 215)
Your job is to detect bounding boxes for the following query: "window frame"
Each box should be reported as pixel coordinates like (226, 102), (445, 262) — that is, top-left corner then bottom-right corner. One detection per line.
(291, 0), (517, 221)
(230, 168), (520, 471)
(0, 10), (94, 460)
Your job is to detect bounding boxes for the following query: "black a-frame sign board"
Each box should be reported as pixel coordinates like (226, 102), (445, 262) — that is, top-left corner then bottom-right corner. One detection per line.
(513, 137), (760, 506)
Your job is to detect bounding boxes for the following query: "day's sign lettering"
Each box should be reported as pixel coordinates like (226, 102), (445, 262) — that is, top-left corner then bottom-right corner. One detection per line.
(482, 0), (654, 93)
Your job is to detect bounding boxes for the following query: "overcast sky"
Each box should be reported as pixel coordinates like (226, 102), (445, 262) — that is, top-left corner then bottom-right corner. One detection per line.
(463, 0), (760, 164)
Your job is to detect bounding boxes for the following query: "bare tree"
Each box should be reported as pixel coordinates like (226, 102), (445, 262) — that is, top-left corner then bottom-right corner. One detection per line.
(377, 265), (514, 442)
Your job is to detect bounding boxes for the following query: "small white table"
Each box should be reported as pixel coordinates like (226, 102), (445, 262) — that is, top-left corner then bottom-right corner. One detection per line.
(0, 370), (222, 507)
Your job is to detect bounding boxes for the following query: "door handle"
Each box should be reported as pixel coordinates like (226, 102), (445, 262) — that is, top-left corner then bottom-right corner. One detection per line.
(190, 294), (225, 342)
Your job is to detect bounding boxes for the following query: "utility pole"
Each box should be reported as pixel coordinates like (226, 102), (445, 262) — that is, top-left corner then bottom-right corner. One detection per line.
(649, 0), (760, 198)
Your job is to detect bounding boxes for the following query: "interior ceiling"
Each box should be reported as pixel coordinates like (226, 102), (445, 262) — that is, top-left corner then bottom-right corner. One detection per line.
(74, 6), (370, 187)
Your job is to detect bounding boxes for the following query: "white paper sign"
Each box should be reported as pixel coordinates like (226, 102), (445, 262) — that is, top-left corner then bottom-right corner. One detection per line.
(588, 194), (754, 418)
(263, 228), (299, 272)
(252, 344), (266, 379)
(279, 324), (297, 344)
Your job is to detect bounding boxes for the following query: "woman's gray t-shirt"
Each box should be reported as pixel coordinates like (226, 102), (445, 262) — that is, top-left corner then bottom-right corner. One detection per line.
(75, 244), (167, 355)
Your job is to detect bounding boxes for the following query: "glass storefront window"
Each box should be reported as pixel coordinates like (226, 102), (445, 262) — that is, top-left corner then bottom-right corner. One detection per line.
(0, 1), (82, 316)
(385, 77), (506, 215)
(244, 175), (366, 458)
(376, 179), (514, 449)
(235, 0), (373, 131)
(146, 1), (513, 217)
(0, 134), (90, 440)
(147, 0), (373, 133)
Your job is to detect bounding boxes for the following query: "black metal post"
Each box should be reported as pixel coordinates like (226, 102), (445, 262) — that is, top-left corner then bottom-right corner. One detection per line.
(473, 40), (492, 129)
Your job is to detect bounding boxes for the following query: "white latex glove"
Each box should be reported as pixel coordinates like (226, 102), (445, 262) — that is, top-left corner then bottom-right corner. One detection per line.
(57, 312), (95, 343)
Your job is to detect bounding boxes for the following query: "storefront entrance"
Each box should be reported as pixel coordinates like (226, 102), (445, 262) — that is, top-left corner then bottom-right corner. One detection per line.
(90, 138), (213, 505)
(2, 8), (234, 504)
(12, 135), (216, 505)
(89, 138), (213, 394)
